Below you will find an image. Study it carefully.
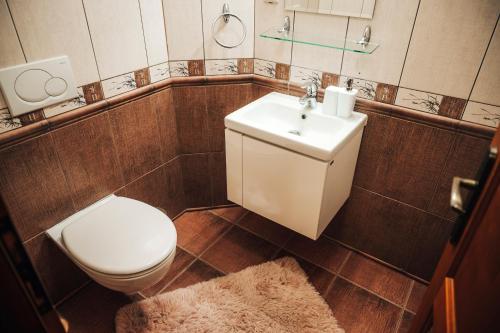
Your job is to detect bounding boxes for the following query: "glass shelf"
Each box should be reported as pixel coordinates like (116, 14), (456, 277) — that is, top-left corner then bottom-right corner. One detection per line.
(259, 28), (379, 54)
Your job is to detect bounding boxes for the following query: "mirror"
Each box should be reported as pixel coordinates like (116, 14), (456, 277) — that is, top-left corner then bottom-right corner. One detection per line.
(284, 0), (375, 19)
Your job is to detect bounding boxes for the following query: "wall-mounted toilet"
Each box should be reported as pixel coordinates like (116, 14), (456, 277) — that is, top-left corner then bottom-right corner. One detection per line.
(46, 194), (177, 294)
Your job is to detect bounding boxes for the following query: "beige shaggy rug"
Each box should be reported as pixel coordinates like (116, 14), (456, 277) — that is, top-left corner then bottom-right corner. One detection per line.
(115, 257), (344, 333)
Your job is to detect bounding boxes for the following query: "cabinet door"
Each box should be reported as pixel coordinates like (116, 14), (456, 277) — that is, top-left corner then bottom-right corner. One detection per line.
(242, 136), (328, 239)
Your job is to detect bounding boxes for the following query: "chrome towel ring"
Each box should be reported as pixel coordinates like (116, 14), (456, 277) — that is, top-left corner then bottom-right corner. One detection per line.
(212, 3), (246, 49)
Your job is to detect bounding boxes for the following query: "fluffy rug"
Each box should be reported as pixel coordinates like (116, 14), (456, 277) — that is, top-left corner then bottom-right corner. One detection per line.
(115, 257), (344, 333)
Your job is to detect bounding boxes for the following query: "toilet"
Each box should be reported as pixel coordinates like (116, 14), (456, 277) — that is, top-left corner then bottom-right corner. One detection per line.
(46, 194), (177, 294)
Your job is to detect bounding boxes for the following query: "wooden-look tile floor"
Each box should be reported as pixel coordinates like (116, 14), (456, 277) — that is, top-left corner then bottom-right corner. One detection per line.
(56, 206), (427, 333)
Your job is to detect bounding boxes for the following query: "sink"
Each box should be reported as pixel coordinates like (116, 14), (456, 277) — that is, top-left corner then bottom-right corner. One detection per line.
(224, 92), (367, 161)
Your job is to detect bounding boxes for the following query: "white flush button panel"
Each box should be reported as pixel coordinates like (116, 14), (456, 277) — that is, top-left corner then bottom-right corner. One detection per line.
(0, 56), (78, 117)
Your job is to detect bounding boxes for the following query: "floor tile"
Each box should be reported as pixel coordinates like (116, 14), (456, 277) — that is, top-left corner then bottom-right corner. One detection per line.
(284, 235), (350, 273)
(340, 252), (413, 306)
(237, 212), (295, 247)
(325, 277), (403, 333)
(141, 247), (196, 297)
(163, 260), (223, 292)
(174, 210), (232, 255)
(209, 206), (247, 223)
(57, 283), (132, 333)
(201, 226), (279, 274)
(398, 311), (415, 333)
(406, 281), (427, 313)
(274, 249), (335, 296)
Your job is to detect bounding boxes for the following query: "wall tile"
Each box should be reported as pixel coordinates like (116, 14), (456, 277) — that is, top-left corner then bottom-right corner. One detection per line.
(470, 24), (500, 106)
(374, 83), (398, 104)
(17, 110), (45, 126)
(395, 87), (443, 114)
(209, 152), (229, 206)
(462, 101), (500, 128)
(8, 0), (98, 86)
(202, 0), (254, 59)
(438, 96), (467, 119)
(0, 0), (25, 68)
(399, 0), (499, 98)
(163, 0), (204, 60)
(24, 234), (89, 304)
(173, 86), (210, 153)
(0, 108), (21, 134)
(149, 62), (170, 83)
(290, 66), (322, 87)
(340, 76), (377, 100)
(237, 58), (254, 74)
(254, 59), (276, 78)
(181, 154), (212, 208)
(0, 134), (75, 240)
(108, 97), (162, 183)
(254, 0), (292, 64)
(150, 88), (178, 163)
(51, 113), (124, 210)
(342, 0), (420, 85)
(321, 72), (340, 89)
(292, 12), (346, 73)
(138, 0), (169, 66)
(82, 82), (104, 104)
(83, 0), (148, 79)
(101, 73), (137, 99)
(0, 92), (6, 109)
(134, 68), (151, 88)
(187, 60), (205, 76)
(169, 61), (190, 77)
(43, 87), (86, 118)
(205, 59), (239, 76)
(117, 158), (186, 218)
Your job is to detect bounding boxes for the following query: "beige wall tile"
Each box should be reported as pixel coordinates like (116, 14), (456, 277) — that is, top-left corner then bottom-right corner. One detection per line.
(341, 0), (419, 85)
(202, 0), (254, 59)
(0, 0), (25, 68)
(395, 87), (443, 114)
(291, 12), (346, 74)
(139, 0), (169, 66)
(255, 0), (292, 64)
(83, 0), (147, 79)
(8, 0), (99, 86)
(470, 24), (500, 106)
(400, 0), (499, 98)
(163, 0), (204, 60)
(462, 101), (499, 128)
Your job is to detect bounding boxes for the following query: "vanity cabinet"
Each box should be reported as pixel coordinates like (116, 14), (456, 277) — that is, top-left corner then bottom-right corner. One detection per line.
(225, 128), (363, 240)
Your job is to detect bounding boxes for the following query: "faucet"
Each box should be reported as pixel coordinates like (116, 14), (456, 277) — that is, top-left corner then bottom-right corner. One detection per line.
(299, 82), (317, 110)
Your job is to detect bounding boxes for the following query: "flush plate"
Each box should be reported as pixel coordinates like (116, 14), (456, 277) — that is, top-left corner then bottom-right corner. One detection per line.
(0, 56), (78, 117)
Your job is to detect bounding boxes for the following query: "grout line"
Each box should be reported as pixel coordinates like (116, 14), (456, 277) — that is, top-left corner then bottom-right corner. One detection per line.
(54, 280), (92, 308)
(5, 0), (27, 62)
(397, 0), (422, 87)
(136, 0), (150, 67)
(323, 250), (352, 297)
(80, 0), (103, 81)
(338, 16), (349, 76)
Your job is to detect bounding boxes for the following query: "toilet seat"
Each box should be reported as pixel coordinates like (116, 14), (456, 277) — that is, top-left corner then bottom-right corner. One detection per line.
(62, 196), (176, 276)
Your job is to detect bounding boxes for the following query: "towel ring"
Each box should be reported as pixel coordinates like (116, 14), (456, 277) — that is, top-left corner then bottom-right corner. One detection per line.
(211, 4), (247, 49)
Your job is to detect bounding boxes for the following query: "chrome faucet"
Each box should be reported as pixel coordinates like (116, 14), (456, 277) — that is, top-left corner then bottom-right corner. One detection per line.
(299, 82), (317, 110)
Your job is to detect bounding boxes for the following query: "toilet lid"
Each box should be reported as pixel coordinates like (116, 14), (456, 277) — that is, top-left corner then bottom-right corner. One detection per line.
(62, 196), (176, 275)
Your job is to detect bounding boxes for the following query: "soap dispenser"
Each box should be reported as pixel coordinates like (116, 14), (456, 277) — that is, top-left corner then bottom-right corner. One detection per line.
(337, 79), (358, 118)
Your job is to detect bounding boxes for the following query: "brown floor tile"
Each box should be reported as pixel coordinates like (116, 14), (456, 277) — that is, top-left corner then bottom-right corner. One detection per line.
(209, 206), (247, 223)
(398, 311), (415, 333)
(406, 281), (427, 313)
(274, 250), (335, 296)
(57, 282), (132, 333)
(326, 277), (403, 333)
(174, 210), (231, 255)
(201, 226), (279, 273)
(284, 234), (350, 273)
(141, 247), (196, 297)
(237, 212), (295, 247)
(163, 260), (223, 292)
(340, 252), (412, 306)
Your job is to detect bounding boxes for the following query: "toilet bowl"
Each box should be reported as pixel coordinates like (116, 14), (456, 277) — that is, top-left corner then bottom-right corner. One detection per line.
(46, 194), (177, 294)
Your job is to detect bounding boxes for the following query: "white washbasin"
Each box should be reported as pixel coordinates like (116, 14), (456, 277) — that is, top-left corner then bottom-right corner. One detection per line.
(224, 92), (367, 161)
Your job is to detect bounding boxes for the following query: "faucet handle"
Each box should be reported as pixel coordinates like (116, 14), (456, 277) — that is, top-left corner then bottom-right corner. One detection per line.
(301, 81), (317, 97)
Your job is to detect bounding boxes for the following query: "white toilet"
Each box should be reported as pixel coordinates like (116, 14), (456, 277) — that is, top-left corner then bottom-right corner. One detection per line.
(46, 194), (177, 294)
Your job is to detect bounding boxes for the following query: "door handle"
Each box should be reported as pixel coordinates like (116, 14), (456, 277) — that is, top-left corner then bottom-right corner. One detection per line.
(450, 177), (478, 213)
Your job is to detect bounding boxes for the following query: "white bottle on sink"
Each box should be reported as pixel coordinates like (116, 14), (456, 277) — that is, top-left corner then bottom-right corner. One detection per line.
(337, 78), (358, 118)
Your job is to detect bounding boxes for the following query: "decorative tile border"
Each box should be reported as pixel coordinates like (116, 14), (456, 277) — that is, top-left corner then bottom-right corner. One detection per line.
(134, 68), (151, 88)
(290, 66), (321, 87)
(462, 102), (500, 128)
(0, 108), (21, 134)
(169, 61), (190, 77)
(205, 59), (238, 76)
(101, 73), (137, 99)
(149, 62), (170, 83)
(339, 76), (377, 101)
(254, 59), (276, 78)
(395, 88), (443, 114)
(187, 60), (205, 76)
(44, 87), (86, 118)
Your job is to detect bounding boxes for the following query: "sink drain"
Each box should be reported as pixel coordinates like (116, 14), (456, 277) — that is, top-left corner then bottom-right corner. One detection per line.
(288, 130), (301, 136)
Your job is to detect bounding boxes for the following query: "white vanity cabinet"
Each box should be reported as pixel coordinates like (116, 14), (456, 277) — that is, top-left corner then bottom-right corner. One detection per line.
(225, 128), (363, 240)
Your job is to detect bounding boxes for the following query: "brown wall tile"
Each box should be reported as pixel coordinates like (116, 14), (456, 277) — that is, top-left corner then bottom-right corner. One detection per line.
(134, 68), (151, 88)
(0, 134), (75, 240)
(321, 72), (339, 89)
(428, 133), (490, 220)
(209, 152), (228, 206)
(108, 97), (162, 183)
(24, 234), (89, 304)
(117, 158), (186, 218)
(181, 154), (211, 208)
(275, 63), (290, 81)
(18, 110), (45, 126)
(438, 96), (467, 119)
(173, 86), (210, 153)
(237, 58), (254, 74)
(206, 84), (253, 151)
(52, 113), (124, 210)
(150, 89), (178, 162)
(82, 82), (104, 104)
(187, 60), (205, 76)
(375, 84), (398, 104)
